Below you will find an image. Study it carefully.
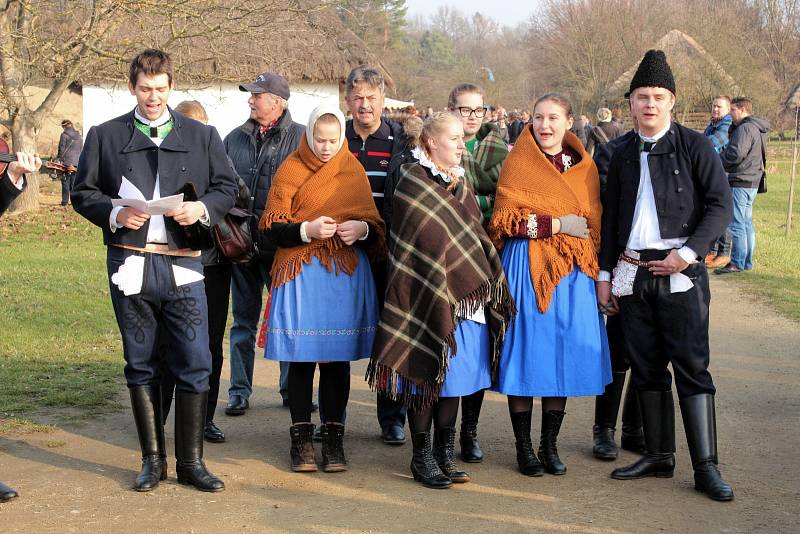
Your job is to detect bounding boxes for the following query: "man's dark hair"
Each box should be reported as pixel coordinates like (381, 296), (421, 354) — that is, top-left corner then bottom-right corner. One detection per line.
(345, 66), (385, 95)
(731, 96), (753, 114)
(129, 49), (173, 87)
(447, 83), (484, 110)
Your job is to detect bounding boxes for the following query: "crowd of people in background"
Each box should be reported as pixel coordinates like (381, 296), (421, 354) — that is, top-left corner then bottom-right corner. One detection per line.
(3, 43), (776, 505)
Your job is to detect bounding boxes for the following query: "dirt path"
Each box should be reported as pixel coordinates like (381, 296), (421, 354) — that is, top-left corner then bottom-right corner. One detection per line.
(1, 278), (798, 533)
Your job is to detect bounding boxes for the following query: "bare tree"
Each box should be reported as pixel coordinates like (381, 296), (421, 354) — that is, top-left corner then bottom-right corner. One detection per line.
(0, 0), (318, 213)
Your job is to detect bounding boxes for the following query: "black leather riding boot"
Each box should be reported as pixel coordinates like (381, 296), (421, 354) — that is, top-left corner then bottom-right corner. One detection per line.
(680, 394), (734, 501)
(410, 432), (452, 489)
(620, 384), (645, 453)
(611, 390), (676, 480)
(593, 371), (626, 460)
(129, 385), (167, 491)
(539, 410), (567, 475)
(175, 391), (225, 492)
(510, 410), (544, 476)
(460, 390), (485, 463)
(0, 481), (18, 502)
(433, 427), (469, 483)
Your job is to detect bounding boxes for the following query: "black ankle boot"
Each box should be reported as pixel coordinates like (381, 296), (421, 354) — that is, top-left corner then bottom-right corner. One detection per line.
(509, 410), (544, 476)
(612, 390), (676, 480)
(433, 427), (469, 483)
(620, 385), (645, 453)
(0, 481), (18, 502)
(459, 391), (484, 463)
(129, 385), (167, 492)
(410, 432), (452, 489)
(539, 410), (566, 475)
(321, 423), (347, 473)
(680, 394), (734, 501)
(290, 423), (317, 472)
(175, 391), (225, 492)
(593, 371), (626, 460)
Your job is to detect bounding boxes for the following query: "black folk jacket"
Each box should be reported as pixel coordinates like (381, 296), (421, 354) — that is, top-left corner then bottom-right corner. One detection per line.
(72, 108), (238, 250)
(600, 121), (732, 272)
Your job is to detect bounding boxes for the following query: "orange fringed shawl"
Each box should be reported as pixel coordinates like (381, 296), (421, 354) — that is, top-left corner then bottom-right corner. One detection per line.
(259, 136), (386, 288)
(488, 126), (601, 312)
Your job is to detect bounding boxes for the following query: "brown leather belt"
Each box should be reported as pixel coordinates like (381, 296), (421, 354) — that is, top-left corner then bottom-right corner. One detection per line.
(621, 253), (650, 267)
(111, 243), (201, 257)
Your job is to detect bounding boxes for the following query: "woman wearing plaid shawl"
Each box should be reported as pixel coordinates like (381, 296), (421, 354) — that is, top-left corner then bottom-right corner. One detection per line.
(368, 112), (515, 489)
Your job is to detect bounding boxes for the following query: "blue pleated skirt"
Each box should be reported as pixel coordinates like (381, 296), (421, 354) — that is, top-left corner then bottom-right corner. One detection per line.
(265, 249), (378, 362)
(494, 238), (611, 397)
(389, 318), (492, 399)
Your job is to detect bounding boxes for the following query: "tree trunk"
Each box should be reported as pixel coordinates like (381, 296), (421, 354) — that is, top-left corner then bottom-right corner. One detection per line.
(7, 114), (41, 214)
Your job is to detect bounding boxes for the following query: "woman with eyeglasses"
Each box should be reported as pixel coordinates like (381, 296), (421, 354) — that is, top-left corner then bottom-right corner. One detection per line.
(444, 83), (510, 466)
(488, 93), (611, 477)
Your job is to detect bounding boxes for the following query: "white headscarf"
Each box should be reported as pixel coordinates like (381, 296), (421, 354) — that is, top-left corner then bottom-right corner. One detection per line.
(305, 104), (347, 160)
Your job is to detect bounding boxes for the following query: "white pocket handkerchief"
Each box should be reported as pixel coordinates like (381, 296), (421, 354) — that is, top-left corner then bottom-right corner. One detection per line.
(110, 255), (145, 296)
(172, 264), (205, 287)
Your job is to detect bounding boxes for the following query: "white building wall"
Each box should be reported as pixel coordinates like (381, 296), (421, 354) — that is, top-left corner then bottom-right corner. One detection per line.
(82, 82), (340, 139)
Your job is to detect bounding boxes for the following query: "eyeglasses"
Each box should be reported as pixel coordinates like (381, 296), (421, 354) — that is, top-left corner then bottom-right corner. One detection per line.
(456, 106), (487, 118)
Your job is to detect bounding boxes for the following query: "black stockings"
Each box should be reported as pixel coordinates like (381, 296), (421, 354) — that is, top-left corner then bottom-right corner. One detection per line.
(288, 362), (350, 424)
(508, 395), (567, 414)
(408, 397), (460, 434)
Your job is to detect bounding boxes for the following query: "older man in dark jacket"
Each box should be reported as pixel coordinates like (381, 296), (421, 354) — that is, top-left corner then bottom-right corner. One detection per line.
(223, 72), (304, 415)
(72, 49), (237, 493)
(716, 97), (770, 274)
(598, 50), (734, 501)
(56, 120), (83, 206)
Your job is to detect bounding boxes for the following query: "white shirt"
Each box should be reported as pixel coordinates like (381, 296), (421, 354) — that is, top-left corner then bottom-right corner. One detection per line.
(599, 122), (696, 282)
(110, 108), (209, 241)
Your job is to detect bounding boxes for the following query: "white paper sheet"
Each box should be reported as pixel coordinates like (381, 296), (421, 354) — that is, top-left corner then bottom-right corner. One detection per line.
(110, 255), (145, 296)
(112, 176), (184, 215)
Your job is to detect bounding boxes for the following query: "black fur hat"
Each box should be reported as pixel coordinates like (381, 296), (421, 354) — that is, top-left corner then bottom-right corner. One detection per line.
(628, 49), (676, 97)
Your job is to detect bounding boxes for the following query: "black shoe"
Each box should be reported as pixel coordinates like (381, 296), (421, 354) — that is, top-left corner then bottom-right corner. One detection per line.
(0, 481), (18, 502)
(321, 423), (348, 473)
(539, 410), (566, 475)
(282, 398), (290, 408)
(714, 263), (742, 275)
(509, 410), (544, 477)
(175, 391), (225, 492)
(680, 394), (734, 501)
(460, 391), (485, 463)
(433, 427), (470, 483)
(204, 420), (226, 443)
(225, 395), (249, 416)
(290, 423), (318, 472)
(129, 385), (167, 492)
(382, 424), (406, 445)
(592, 371), (626, 460)
(313, 425), (326, 442)
(410, 432), (452, 489)
(611, 390), (676, 481)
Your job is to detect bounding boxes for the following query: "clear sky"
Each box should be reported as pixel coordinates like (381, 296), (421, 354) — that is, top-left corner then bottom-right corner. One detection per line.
(404, 0), (538, 27)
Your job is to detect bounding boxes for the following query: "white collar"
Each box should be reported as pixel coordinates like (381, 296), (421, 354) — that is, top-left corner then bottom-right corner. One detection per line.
(639, 121), (671, 143)
(411, 146), (465, 183)
(134, 107), (171, 127)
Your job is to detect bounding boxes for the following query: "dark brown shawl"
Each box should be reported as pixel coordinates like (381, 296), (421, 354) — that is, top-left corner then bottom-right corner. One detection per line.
(366, 163), (516, 409)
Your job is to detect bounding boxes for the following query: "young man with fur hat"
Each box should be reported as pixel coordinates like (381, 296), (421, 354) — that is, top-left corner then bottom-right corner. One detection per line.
(597, 49), (734, 501)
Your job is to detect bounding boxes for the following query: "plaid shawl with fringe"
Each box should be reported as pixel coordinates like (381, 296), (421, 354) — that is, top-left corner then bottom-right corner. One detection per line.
(366, 163), (516, 410)
(462, 122), (509, 224)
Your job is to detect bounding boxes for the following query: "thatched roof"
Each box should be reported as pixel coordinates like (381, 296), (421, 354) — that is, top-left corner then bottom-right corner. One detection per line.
(605, 30), (739, 101)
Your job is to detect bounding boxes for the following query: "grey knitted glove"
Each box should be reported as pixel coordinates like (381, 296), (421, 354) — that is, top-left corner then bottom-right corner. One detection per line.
(557, 214), (589, 238)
